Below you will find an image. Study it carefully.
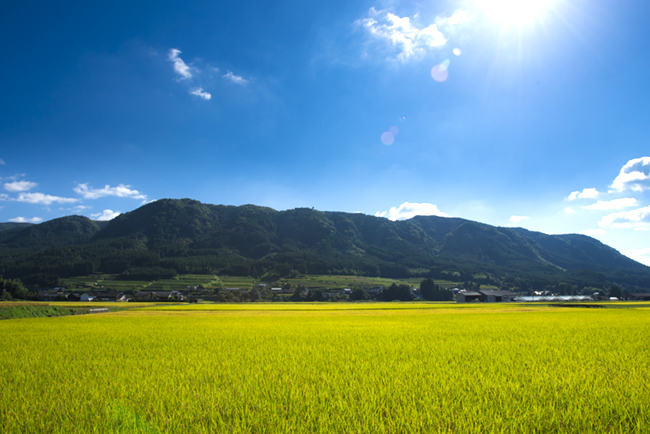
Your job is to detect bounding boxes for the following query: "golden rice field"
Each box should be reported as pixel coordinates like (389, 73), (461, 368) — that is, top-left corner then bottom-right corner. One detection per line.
(1, 302), (649, 433)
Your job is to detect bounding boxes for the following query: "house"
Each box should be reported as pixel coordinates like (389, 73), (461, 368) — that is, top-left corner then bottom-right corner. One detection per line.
(80, 293), (96, 302)
(479, 290), (517, 303)
(67, 293), (81, 302)
(95, 292), (127, 302)
(629, 293), (650, 301)
(366, 286), (383, 294)
(134, 291), (183, 302)
(38, 291), (61, 301)
(456, 291), (482, 302)
(271, 287), (282, 292)
(225, 287), (240, 292)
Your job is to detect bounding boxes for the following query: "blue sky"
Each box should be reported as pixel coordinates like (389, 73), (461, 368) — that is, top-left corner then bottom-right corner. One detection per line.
(2, 0), (650, 265)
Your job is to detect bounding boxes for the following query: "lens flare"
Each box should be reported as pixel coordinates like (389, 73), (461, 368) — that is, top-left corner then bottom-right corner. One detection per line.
(431, 59), (450, 82)
(380, 132), (395, 145)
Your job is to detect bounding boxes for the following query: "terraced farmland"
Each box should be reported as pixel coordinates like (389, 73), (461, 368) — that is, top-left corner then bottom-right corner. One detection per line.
(1, 302), (649, 432)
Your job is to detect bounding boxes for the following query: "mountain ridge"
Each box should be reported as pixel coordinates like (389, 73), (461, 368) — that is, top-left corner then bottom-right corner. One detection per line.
(0, 198), (647, 290)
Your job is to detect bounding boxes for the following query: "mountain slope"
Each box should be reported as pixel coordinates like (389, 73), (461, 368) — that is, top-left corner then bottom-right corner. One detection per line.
(0, 215), (105, 255)
(0, 199), (648, 289)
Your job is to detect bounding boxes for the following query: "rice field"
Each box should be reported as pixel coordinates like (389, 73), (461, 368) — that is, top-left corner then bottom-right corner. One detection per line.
(1, 302), (649, 433)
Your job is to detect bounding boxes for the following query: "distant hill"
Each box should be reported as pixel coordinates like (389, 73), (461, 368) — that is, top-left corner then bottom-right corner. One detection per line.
(0, 215), (105, 255)
(0, 199), (648, 291)
(0, 222), (33, 232)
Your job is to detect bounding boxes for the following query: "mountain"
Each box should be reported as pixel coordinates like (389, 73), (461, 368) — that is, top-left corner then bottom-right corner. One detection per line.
(0, 199), (648, 290)
(0, 216), (106, 255)
(0, 222), (34, 232)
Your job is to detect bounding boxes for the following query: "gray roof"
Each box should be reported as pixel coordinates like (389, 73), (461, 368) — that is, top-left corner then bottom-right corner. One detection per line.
(135, 291), (173, 298)
(459, 291), (482, 297)
(479, 290), (517, 297)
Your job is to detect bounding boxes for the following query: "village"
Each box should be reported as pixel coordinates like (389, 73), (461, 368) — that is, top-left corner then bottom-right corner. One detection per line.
(25, 284), (650, 303)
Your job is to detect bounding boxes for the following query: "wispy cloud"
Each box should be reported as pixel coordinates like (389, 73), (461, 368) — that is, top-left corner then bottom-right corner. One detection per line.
(189, 87), (212, 100)
(4, 180), (38, 192)
(564, 207), (576, 214)
(168, 48), (193, 80)
(0, 158), (5, 165)
(581, 228), (606, 237)
(74, 183), (147, 200)
(582, 198), (638, 210)
(91, 209), (121, 221)
(623, 247), (650, 267)
(16, 192), (78, 205)
(598, 205), (650, 230)
(435, 10), (472, 30)
(567, 188), (599, 200)
(223, 71), (248, 85)
(509, 215), (530, 224)
(375, 202), (449, 221)
(356, 7), (455, 62)
(9, 216), (43, 223)
(610, 156), (650, 192)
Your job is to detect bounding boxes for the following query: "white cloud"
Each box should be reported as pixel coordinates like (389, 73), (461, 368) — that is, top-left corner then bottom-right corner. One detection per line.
(580, 228), (606, 237)
(564, 207), (575, 214)
(0, 158), (5, 164)
(567, 188), (599, 201)
(74, 183), (147, 200)
(598, 205), (650, 230)
(610, 157), (650, 192)
(375, 202), (449, 221)
(356, 8), (449, 62)
(16, 192), (78, 205)
(582, 198), (638, 211)
(435, 10), (472, 29)
(0, 193), (8, 201)
(622, 248), (650, 267)
(91, 209), (121, 221)
(4, 180), (38, 192)
(189, 87), (212, 100)
(223, 71), (248, 85)
(9, 216), (43, 223)
(168, 48), (193, 80)
(509, 215), (530, 223)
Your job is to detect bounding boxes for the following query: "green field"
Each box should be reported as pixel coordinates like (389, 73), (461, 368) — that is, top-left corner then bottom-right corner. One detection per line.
(59, 273), (465, 294)
(1, 302), (649, 432)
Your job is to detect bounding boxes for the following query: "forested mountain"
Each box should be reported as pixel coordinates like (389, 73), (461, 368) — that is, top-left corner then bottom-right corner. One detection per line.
(0, 222), (33, 232)
(0, 199), (648, 291)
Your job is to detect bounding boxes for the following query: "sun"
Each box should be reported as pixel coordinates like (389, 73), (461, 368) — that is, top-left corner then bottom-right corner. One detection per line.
(478, 0), (557, 26)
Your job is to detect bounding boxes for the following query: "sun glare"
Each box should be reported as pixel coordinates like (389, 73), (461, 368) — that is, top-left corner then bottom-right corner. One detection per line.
(479, 0), (556, 26)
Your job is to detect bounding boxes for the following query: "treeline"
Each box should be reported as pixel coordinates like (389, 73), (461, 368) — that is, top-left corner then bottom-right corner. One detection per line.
(0, 278), (28, 300)
(2, 242), (648, 295)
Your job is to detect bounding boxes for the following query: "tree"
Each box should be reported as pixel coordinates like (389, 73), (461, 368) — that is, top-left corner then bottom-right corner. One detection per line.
(1, 278), (27, 300)
(420, 279), (453, 301)
(382, 283), (414, 301)
(420, 279), (435, 301)
(609, 285), (622, 299)
(306, 289), (323, 301)
(351, 288), (370, 301)
(290, 287), (303, 302)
